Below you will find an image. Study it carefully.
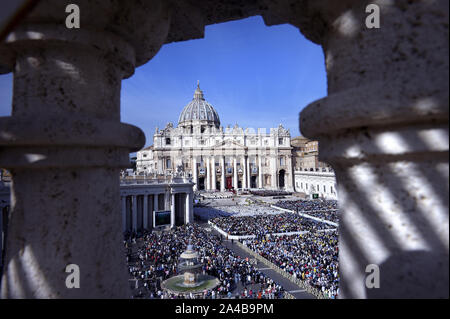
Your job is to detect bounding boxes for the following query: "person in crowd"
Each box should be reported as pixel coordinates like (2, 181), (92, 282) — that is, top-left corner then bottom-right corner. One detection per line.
(242, 230), (339, 299)
(125, 224), (288, 299)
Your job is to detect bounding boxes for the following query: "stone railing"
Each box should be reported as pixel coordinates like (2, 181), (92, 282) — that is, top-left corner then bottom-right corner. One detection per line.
(236, 241), (328, 299)
(120, 176), (192, 185)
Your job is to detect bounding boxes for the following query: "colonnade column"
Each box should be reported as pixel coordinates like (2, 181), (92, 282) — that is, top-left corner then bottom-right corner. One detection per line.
(220, 156), (226, 191)
(185, 192), (192, 224)
(121, 196), (127, 233)
(132, 195), (137, 232)
(170, 193), (175, 229)
(258, 156), (263, 189)
(233, 157), (238, 189)
(211, 156), (216, 191)
(192, 157), (198, 191)
(242, 156), (247, 189)
(143, 195), (148, 230)
(153, 193), (158, 215)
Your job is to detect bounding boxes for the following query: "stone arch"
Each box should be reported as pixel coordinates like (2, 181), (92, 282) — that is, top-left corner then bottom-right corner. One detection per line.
(0, 0), (447, 299)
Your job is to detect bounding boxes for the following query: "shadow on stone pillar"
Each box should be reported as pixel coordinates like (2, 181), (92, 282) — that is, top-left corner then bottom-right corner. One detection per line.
(0, 0), (171, 298)
(293, 0), (449, 298)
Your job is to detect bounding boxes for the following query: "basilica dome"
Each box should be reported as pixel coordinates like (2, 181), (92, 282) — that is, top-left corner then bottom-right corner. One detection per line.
(178, 82), (220, 127)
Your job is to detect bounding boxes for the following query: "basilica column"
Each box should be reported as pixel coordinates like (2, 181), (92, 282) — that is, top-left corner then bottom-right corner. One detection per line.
(143, 195), (148, 230)
(258, 156), (263, 189)
(0, 0), (171, 298)
(192, 157), (198, 191)
(242, 156), (247, 189)
(220, 156), (226, 191)
(246, 156), (251, 189)
(206, 157), (210, 190)
(271, 157), (277, 189)
(233, 157), (238, 189)
(211, 156), (216, 191)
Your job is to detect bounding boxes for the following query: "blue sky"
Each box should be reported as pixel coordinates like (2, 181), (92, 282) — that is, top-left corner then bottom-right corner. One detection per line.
(0, 16), (327, 149)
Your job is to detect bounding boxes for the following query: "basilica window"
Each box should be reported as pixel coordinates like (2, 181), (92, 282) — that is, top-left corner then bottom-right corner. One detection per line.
(166, 138), (171, 145)
(166, 158), (171, 168)
(279, 137), (283, 145)
(201, 126), (205, 133)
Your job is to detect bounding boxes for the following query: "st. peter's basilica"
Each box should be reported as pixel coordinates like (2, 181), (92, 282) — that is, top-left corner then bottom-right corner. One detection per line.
(136, 82), (295, 191)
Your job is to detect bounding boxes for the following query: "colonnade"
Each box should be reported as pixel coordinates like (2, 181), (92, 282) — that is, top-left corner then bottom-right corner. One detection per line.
(120, 184), (194, 233)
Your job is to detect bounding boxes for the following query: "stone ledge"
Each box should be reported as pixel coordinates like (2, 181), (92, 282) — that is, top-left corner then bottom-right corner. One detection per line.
(0, 115), (145, 151)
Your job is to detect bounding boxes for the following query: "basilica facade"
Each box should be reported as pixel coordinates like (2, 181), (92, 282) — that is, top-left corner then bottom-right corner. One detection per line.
(136, 83), (294, 191)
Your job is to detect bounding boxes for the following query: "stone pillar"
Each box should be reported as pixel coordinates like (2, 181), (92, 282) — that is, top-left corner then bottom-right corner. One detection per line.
(287, 155), (294, 191)
(132, 195), (137, 232)
(242, 156), (247, 189)
(246, 156), (251, 189)
(211, 156), (216, 191)
(220, 156), (226, 191)
(271, 157), (277, 189)
(233, 157), (238, 189)
(154, 193), (159, 212)
(143, 195), (148, 230)
(170, 193), (175, 229)
(192, 157), (198, 191)
(185, 192), (191, 224)
(121, 196), (127, 233)
(206, 157), (210, 191)
(296, 0), (449, 298)
(0, 1), (170, 298)
(258, 156), (263, 189)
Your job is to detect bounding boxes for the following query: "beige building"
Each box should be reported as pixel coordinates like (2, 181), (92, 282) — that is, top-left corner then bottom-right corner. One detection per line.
(291, 136), (330, 170)
(291, 136), (338, 199)
(137, 83), (294, 191)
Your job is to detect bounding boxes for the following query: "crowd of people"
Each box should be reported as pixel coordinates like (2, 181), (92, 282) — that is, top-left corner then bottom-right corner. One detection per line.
(210, 212), (333, 236)
(125, 224), (288, 299)
(275, 200), (339, 223)
(250, 190), (292, 197)
(241, 231), (339, 298)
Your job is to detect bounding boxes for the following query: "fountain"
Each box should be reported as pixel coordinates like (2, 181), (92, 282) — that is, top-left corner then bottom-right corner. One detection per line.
(161, 242), (219, 296)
